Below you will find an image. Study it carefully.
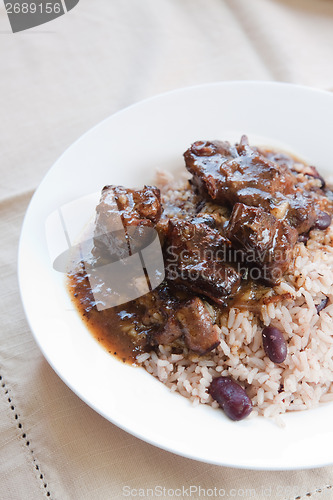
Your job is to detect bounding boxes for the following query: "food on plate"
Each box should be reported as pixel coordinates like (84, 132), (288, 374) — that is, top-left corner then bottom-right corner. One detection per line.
(68, 136), (333, 422)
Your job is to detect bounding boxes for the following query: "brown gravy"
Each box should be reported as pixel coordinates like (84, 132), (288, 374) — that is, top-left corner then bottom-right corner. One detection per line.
(68, 265), (153, 364)
(68, 262), (273, 364)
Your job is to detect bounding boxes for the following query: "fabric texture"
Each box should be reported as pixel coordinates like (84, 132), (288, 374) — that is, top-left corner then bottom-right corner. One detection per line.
(1, 0), (333, 498)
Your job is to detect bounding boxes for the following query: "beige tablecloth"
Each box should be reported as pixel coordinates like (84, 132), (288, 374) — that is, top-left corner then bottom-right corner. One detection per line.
(1, 1), (333, 499)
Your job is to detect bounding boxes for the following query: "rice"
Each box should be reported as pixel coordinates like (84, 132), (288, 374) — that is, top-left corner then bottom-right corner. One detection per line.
(136, 171), (333, 421)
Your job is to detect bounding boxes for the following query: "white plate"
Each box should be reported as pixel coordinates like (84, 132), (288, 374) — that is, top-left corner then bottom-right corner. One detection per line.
(18, 81), (333, 470)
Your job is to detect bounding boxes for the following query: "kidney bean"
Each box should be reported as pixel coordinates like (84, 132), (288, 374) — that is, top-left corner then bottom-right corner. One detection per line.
(209, 376), (252, 421)
(298, 232), (310, 244)
(262, 326), (287, 364)
(313, 211), (332, 230)
(316, 296), (329, 314)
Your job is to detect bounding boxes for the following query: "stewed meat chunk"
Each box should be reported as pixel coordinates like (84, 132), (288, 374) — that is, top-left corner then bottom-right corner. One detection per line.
(95, 184), (162, 230)
(176, 297), (220, 354)
(152, 315), (183, 346)
(93, 184), (162, 258)
(137, 281), (218, 353)
(138, 281), (188, 346)
(184, 136), (331, 235)
(226, 203), (298, 284)
(147, 291), (219, 353)
(184, 136), (296, 209)
(164, 218), (241, 305)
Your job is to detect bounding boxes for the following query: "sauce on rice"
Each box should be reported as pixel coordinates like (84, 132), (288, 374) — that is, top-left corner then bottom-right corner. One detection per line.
(67, 136), (333, 419)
